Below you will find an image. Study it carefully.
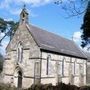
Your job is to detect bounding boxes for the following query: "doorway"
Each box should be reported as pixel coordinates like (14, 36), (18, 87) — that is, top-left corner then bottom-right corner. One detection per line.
(18, 71), (22, 88)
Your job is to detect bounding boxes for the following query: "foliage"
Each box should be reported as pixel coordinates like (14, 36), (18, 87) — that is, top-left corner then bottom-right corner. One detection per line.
(25, 83), (90, 90)
(81, 1), (90, 48)
(0, 18), (19, 44)
(26, 83), (79, 90)
(0, 18), (7, 32)
(0, 82), (90, 90)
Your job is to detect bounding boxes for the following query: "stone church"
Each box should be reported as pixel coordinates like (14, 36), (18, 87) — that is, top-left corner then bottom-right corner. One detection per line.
(86, 52), (90, 85)
(3, 7), (87, 89)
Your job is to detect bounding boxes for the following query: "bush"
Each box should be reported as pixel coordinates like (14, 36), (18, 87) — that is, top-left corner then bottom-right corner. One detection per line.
(79, 86), (90, 90)
(26, 82), (90, 90)
(0, 82), (90, 90)
(0, 83), (17, 90)
(26, 82), (79, 90)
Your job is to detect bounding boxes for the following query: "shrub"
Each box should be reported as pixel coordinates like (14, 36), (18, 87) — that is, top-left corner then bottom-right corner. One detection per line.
(0, 82), (90, 90)
(0, 83), (16, 90)
(79, 86), (90, 90)
(26, 82), (81, 90)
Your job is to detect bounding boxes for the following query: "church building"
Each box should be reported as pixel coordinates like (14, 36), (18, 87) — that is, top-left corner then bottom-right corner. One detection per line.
(3, 7), (87, 89)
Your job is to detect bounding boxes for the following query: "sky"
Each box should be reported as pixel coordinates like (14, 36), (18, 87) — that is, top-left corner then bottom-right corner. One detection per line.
(0, 0), (86, 55)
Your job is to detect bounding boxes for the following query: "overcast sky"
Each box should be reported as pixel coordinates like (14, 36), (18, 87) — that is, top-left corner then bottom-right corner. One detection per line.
(0, 0), (85, 55)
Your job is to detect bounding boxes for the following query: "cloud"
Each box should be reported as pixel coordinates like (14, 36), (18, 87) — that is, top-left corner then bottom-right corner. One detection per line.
(0, 0), (12, 9)
(0, 0), (54, 16)
(72, 31), (82, 43)
(9, 9), (22, 15)
(14, 0), (53, 6)
(73, 31), (90, 52)
(0, 0), (76, 10)
(0, 33), (5, 39)
(4, 18), (13, 21)
(0, 0), (53, 9)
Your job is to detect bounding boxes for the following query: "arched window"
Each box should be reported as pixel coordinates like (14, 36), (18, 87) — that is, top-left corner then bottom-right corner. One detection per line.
(79, 64), (84, 85)
(57, 61), (63, 76)
(46, 55), (51, 75)
(62, 57), (65, 76)
(74, 61), (76, 75)
(17, 42), (23, 63)
(79, 64), (83, 75)
(35, 62), (40, 75)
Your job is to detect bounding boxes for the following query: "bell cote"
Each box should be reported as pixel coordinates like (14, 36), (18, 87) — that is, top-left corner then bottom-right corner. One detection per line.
(20, 5), (29, 24)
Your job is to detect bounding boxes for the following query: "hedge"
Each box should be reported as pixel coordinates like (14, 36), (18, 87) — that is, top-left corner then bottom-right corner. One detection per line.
(26, 82), (90, 90)
(0, 82), (90, 90)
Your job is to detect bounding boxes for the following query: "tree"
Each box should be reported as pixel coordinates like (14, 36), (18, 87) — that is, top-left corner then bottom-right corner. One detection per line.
(0, 54), (4, 73)
(81, 1), (90, 49)
(0, 18), (19, 45)
(54, 0), (89, 17)
(0, 18), (18, 73)
(55, 0), (90, 50)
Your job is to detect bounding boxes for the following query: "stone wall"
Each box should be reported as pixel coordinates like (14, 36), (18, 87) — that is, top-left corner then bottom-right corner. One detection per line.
(86, 61), (90, 85)
(3, 23), (41, 89)
(41, 51), (86, 86)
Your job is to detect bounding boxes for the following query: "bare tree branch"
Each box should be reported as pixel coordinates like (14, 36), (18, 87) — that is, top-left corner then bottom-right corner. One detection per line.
(54, 0), (89, 17)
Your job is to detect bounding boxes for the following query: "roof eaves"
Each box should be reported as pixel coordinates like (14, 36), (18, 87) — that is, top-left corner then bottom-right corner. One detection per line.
(40, 47), (87, 60)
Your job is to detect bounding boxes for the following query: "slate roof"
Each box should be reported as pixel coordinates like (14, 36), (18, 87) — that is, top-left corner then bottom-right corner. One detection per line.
(26, 24), (87, 59)
(85, 52), (90, 61)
